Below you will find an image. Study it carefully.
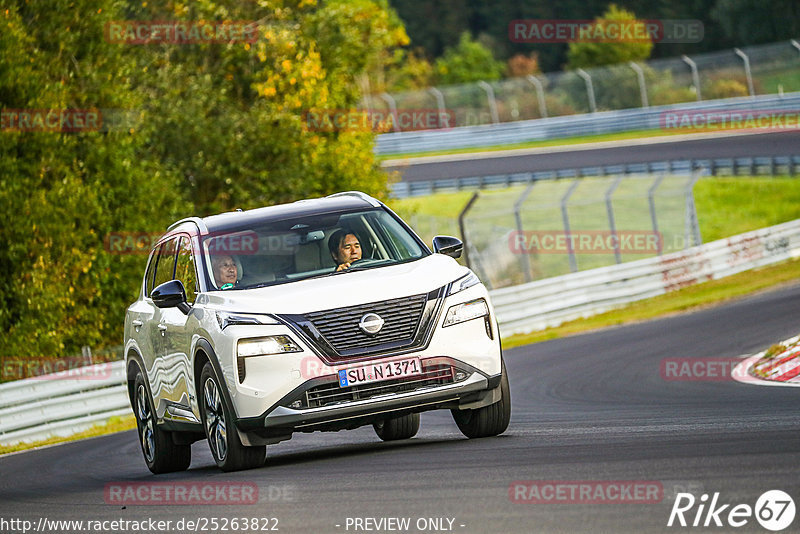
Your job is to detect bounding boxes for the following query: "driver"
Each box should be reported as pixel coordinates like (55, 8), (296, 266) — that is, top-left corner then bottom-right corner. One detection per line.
(328, 229), (362, 271)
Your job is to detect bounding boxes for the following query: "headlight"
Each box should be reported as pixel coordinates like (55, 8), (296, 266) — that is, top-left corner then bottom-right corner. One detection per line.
(443, 298), (489, 327)
(216, 311), (279, 330)
(236, 335), (302, 384)
(237, 336), (302, 357)
(448, 270), (481, 296)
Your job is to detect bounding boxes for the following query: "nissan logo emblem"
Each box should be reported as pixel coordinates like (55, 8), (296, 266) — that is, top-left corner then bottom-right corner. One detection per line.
(358, 313), (385, 335)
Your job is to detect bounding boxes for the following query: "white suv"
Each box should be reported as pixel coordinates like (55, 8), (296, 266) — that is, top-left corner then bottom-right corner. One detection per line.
(124, 192), (510, 473)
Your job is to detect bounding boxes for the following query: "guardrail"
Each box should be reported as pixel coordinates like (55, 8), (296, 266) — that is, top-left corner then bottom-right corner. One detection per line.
(2, 219), (799, 446)
(376, 92), (800, 156)
(389, 154), (800, 198)
(0, 361), (131, 446)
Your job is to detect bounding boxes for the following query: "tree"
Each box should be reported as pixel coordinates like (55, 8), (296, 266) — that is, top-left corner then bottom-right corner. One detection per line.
(434, 32), (505, 85)
(0, 0), (410, 359)
(0, 0), (184, 357)
(566, 4), (654, 70)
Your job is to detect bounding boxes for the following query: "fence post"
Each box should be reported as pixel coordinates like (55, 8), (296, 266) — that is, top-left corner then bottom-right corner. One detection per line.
(648, 174), (666, 254)
(629, 62), (649, 108)
(684, 171), (703, 248)
(380, 93), (400, 132)
(514, 180), (537, 282)
(561, 180), (581, 273)
(681, 55), (702, 101)
(605, 176), (624, 264)
(576, 69), (597, 113)
(458, 192), (480, 271)
(477, 81), (500, 125)
(734, 48), (756, 98)
(428, 87), (447, 126)
(526, 75), (548, 118)
(81, 346), (93, 366)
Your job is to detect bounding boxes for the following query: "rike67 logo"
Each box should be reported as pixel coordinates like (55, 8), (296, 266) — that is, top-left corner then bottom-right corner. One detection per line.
(668, 490), (795, 531)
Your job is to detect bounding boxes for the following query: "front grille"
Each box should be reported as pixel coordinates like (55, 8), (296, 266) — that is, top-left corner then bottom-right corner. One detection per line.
(304, 294), (428, 353)
(301, 362), (457, 409)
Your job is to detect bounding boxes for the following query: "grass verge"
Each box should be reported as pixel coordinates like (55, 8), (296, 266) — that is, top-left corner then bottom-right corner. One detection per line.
(0, 414), (135, 456)
(501, 256), (800, 349)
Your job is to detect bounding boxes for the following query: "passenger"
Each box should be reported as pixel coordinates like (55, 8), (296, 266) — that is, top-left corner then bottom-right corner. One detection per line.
(212, 254), (238, 288)
(328, 229), (362, 272)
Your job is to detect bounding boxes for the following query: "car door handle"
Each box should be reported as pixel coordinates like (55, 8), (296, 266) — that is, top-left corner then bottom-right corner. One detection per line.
(132, 320), (143, 327)
(157, 324), (168, 332)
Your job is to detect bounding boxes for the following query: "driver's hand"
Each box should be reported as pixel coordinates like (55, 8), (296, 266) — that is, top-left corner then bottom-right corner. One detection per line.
(336, 262), (350, 272)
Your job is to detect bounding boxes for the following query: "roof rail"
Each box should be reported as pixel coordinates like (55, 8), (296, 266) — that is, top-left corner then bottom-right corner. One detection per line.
(167, 216), (208, 233)
(325, 191), (381, 207)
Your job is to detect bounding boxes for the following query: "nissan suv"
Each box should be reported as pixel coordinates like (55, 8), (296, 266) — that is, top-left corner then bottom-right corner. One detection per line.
(124, 191), (510, 473)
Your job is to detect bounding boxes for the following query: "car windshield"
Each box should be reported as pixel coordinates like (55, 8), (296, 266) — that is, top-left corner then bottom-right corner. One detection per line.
(202, 208), (427, 289)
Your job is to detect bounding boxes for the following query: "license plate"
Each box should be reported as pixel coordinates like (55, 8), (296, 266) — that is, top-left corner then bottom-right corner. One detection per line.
(338, 357), (422, 388)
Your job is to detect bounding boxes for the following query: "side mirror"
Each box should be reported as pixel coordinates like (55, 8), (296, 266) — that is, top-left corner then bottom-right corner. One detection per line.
(432, 235), (463, 259)
(151, 280), (190, 314)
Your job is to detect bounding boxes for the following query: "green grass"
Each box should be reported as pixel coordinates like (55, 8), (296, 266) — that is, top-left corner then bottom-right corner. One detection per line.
(694, 177), (800, 240)
(0, 415), (135, 455)
(378, 128), (694, 161)
(501, 256), (800, 349)
(756, 70), (800, 95)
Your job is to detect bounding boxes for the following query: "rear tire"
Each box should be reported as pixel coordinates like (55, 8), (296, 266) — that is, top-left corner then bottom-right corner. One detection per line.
(373, 413), (420, 441)
(133, 371), (191, 474)
(451, 361), (511, 439)
(199, 362), (265, 472)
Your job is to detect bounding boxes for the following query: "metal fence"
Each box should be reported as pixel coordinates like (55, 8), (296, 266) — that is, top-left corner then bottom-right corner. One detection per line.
(404, 172), (702, 289)
(366, 40), (800, 132)
(390, 154), (800, 198)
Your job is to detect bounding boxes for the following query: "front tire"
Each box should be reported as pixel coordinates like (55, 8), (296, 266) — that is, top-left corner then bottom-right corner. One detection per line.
(373, 413), (420, 441)
(451, 361), (511, 438)
(133, 371), (191, 474)
(199, 362), (265, 472)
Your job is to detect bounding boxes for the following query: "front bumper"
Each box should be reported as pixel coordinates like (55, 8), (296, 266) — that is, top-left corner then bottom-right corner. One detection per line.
(236, 364), (502, 443)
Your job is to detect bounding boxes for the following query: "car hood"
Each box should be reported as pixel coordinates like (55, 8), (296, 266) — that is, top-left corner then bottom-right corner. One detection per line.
(200, 254), (469, 314)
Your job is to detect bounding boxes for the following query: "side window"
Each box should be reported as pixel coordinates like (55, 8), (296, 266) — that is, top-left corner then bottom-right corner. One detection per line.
(144, 247), (159, 297)
(175, 236), (198, 303)
(151, 237), (179, 295)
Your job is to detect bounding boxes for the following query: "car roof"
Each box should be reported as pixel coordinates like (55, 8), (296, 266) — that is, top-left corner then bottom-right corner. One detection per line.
(169, 192), (382, 234)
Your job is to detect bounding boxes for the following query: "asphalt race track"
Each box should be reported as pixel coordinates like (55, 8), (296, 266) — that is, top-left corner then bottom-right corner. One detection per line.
(385, 131), (800, 183)
(1, 283), (799, 533)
